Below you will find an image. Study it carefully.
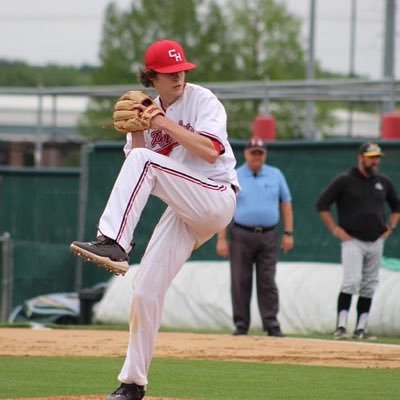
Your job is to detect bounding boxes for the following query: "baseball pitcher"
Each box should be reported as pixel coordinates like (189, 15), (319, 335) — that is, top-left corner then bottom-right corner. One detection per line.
(70, 39), (238, 400)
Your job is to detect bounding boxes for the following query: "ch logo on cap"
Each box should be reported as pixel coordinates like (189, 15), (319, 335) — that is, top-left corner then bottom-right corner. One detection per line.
(168, 49), (182, 62)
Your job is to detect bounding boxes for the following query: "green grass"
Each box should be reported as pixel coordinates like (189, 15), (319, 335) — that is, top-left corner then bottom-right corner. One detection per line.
(1, 356), (400, 399)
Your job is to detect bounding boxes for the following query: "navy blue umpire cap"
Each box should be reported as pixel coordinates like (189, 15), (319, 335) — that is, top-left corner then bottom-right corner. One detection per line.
(245, 137), (267, 151)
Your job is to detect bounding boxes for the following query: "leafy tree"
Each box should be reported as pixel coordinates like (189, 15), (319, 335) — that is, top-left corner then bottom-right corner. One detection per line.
(226, 0), (305, 81)
(80, 0), (206, 140)
(92, 3), (137, 85)
(92, 0), (203, 86)
(191, 1), (240, 82)
(80, 2), (140, 140)
(80, 0), (202, 140)
(219, 0), (308, 138)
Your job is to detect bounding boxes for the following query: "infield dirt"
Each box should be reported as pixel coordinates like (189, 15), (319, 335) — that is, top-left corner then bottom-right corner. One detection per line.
(2, 328), (400, 399)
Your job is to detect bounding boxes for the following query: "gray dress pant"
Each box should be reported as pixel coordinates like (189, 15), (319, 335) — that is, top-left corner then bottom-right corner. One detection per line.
(228, 223), (280, 332)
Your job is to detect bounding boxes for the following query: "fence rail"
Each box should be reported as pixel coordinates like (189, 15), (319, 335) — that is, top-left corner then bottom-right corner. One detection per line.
(0, 78), (399, 102)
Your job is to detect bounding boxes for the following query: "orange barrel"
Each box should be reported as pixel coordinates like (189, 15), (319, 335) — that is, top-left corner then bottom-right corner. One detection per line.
(381, 113), (400, 139)
(252, 115), (276, 140)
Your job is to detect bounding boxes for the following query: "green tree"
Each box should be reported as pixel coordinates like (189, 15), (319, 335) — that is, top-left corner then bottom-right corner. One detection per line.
(92, 3), (135, 85)
(93, 0), (203, 86)
(80, 0), (312, 140)
(221, 0), (307, 138)
(192, 1), (240, 82)
(80, 0), (205, 140)
(80, 2), (136, 140)
(227, 0), (305, 80)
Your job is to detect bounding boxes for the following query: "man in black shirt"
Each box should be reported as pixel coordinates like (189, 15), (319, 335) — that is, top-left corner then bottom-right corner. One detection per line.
(316, 142), (400, 339)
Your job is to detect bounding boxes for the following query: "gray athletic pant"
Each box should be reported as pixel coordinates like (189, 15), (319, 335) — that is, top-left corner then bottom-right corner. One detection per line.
(341, 238), (384, 297)
(228, 223), (280, 332)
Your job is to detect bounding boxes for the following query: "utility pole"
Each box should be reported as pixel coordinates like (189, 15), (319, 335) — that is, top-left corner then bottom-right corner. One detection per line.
(382, 0), (396, 112)
(347, 0), (357, 137)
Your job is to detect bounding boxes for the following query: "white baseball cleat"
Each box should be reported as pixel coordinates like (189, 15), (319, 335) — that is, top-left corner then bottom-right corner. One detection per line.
(333, 326), (348, 340)
(353, 329), (377, 340)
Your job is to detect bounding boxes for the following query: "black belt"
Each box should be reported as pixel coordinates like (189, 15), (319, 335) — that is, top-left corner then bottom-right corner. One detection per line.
(233, 222), (276, 233)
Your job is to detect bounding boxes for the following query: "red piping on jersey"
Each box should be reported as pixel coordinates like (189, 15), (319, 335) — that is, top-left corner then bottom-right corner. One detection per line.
(210, 139), (223, 154)
(155, 141), (180, 156)
(116, 161), (227, 242)
(200, 132), (225, 155)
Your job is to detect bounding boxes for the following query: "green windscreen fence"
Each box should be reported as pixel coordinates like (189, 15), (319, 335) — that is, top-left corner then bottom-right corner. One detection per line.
(80, 140), (400, 273)
(260, 141), (400, 264)
(1, 140), (400, 312)
(0, 168), (80, 308)
(78, 143), (167, 287)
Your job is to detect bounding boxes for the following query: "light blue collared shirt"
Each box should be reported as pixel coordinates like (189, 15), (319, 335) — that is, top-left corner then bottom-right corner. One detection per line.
(234, 163), (292, 227)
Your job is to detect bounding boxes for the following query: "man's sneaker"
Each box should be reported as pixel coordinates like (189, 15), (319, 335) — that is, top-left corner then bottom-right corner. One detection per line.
(267, 326), (285, 337)
(233, 328), (247, 336)
(353, 329), (377, 340)
(333, 326), (347, 340)
(106, 382), (145, 400)
(70, 235), (129, 276)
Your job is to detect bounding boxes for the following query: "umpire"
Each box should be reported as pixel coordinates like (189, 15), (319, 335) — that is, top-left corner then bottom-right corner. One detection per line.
(316, 142), (400, 340)
(216, 138), (294, 337)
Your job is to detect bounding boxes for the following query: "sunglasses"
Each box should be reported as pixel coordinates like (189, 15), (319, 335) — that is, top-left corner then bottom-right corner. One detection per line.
(249, 150), (265, 155)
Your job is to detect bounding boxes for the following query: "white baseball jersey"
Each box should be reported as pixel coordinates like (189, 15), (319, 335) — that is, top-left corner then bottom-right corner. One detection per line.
(124, 83), (239, 188)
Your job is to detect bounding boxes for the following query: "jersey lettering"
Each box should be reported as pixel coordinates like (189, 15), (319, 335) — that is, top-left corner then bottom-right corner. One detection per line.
(151, 130), (176, 147)
(178, 120), (194, 132)
(151, 130), (179, 156)
(150, 122), (195, 156)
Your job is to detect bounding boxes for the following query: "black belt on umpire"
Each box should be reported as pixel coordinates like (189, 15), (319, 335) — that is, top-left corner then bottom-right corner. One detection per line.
(233, 222), (276, 234)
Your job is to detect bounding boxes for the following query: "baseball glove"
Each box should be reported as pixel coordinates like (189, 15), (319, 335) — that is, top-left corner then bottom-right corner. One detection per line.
(113, 91), (164, 133)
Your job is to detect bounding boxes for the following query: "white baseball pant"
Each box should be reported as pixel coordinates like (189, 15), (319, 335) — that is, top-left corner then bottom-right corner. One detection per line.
(98, 148), (236, 385)
(340, 238), (384, 298)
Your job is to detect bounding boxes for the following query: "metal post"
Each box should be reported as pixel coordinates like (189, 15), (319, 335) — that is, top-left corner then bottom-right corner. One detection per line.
(51, 94), (58, 136)
(259, 84), (270, 114)
(306, 0), (317, 139)
(1, 232), (13, 322)
(74, 144), (91, 291)
(34, 86), (44, 167)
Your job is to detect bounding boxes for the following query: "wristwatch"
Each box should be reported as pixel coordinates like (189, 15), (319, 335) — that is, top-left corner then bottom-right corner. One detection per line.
(284, 231), (294, 236)
(388, 224), (397, 231)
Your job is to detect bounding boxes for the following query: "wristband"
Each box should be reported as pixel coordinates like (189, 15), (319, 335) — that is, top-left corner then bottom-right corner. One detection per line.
(284, 231), (293, 236)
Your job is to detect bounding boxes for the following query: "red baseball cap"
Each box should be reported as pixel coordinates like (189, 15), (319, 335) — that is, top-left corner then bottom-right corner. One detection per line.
(144, 40), (197, 73)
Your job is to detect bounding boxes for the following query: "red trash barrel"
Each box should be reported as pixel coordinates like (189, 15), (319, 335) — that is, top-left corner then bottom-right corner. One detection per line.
(252, 115), (276, 140)
(381, 113), (400, 139)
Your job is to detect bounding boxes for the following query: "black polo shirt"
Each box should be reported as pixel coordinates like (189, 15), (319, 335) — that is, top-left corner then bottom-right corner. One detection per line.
(316, 167), (400, 241)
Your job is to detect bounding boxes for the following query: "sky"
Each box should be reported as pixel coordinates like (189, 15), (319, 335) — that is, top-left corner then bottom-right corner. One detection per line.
(0, 0), (397, 79)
